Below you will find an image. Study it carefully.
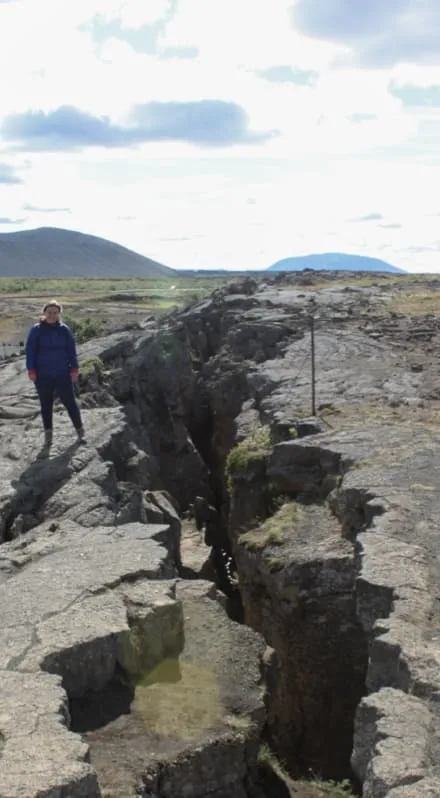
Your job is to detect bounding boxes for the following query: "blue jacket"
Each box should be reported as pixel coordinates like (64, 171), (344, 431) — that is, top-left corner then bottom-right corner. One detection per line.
(26, 321), (79, 377)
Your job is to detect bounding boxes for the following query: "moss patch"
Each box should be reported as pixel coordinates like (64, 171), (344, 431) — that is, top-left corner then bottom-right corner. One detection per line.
(79, 356), (104, 378)
(239, 527), (284, 552)
(257, 743), (289, 778)
(257, 744), (357, 797)
(226, 425), (272, 479)
(238, 501), (301, 552)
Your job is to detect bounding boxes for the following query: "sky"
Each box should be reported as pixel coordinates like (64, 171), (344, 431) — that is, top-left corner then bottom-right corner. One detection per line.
(1, 0), (440, 272)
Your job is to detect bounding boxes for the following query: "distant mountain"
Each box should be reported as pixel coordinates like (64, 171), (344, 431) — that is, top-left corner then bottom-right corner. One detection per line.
(0, 227), (175, 278)
(267, 253), (406, 274)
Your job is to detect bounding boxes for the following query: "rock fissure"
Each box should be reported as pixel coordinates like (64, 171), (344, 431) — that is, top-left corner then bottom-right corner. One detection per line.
(226, 445), (369, 782)
(3, 276), (440, 796)
(87, 566), (177, 596)
(124, 298), (371, 785)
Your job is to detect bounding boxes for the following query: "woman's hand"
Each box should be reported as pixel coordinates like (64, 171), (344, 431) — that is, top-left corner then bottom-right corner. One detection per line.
(28, 369), (37, 382)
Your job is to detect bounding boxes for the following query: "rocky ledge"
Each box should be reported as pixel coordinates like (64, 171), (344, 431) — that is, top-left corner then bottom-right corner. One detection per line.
(1, 273), (440, 797)
(0, 406), (268, 798)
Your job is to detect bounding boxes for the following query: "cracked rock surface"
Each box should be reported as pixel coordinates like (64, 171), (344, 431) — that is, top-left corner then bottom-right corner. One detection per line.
(0, 360), (267, 797)
(2, 273), (440, 796)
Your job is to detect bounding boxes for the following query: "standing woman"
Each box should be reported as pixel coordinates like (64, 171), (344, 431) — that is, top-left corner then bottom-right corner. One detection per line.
(26, 300), (86, 448)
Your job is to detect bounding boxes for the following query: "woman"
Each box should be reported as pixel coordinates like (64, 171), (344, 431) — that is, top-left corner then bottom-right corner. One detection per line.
(26, 300), (86, 448)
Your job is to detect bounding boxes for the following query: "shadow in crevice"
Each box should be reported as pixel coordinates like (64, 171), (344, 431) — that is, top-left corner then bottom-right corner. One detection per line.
(69, 660), (184, 736)
(70, 673), (134, 734)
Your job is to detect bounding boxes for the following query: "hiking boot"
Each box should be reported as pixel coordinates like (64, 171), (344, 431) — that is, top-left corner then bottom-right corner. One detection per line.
(76, 426), (86, 444)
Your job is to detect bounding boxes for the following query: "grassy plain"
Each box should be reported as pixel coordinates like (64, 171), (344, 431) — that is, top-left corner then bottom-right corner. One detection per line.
(2, 271), (440, 350)
(0, 275), (232, 346)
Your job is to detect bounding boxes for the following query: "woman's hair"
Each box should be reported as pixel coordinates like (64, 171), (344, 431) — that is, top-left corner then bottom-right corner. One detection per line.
(42, 299), (62, 313)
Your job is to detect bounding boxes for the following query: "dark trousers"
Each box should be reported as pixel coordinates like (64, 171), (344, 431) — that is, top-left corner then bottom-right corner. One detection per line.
(36, 375), (82, 431)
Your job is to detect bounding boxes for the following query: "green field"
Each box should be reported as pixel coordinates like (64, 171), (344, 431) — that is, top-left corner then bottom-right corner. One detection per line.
(0, 276), (233, 345)
(3, 271), (438, 350)
(0, 275), (230, 300)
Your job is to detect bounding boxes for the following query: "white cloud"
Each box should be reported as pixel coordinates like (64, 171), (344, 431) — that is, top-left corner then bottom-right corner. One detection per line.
(159, 0), (340, 71)
(1, 0), (440, 272)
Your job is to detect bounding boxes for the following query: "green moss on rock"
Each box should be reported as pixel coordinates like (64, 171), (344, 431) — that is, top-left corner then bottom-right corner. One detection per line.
(238, 502), (301, 552)
(226, 425), (272, 479)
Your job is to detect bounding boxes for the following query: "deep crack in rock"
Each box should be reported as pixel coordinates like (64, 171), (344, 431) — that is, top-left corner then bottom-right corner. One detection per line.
(3, 274), (440, 797)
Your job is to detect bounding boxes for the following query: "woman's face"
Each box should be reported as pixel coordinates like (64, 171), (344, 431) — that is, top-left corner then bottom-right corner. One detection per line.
(45, 305), (60, 324)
